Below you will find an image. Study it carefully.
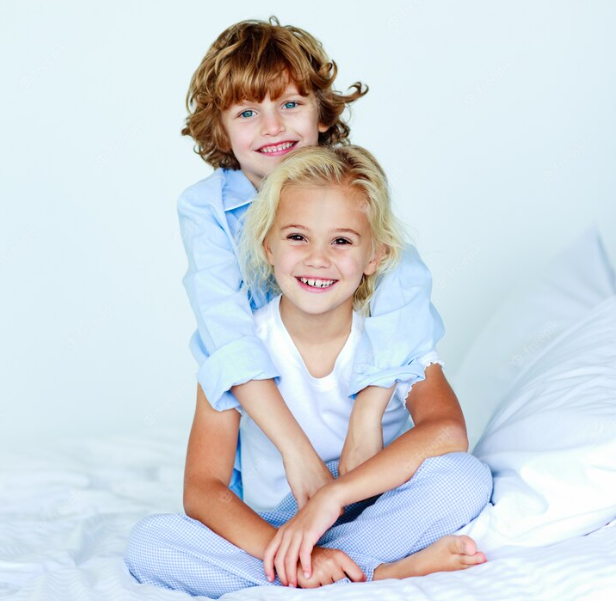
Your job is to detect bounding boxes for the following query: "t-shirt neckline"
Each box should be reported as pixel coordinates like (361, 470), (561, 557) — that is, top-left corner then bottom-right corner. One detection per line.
(271, 295), (362, 389)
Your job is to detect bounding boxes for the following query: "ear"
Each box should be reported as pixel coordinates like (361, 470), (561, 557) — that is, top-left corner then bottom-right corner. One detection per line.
(263, 237), (275, 266)
(363, 245), (384, 277)
(318, 122), (329, 134)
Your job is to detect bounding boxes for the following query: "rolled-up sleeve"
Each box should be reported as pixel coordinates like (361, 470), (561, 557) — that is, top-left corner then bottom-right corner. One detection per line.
(349, 243), (446, 395)
(178, 185), (280, 410)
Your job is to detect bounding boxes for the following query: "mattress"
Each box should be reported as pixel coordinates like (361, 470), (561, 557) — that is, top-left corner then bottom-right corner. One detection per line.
(1, 428), (615, 601)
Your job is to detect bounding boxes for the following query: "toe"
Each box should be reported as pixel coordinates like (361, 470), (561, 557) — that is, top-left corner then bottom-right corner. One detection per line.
(460, 552), (486, 566)
(457, 535), (478, 556)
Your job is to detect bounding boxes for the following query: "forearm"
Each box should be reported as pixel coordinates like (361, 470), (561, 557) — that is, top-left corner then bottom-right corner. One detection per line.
(184, 478), (276, 560)
(342, 386), (394, 456)
(348, 385), (395, 430)
(332, 419), (468, 506)
(231, 379), (318, 459)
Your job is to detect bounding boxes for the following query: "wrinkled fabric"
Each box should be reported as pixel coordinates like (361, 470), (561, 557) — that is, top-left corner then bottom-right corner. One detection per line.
(125, 453), (493, 599)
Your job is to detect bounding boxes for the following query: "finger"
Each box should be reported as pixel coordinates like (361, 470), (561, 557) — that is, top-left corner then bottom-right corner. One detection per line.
(341, 554), (366, 582)
(274, 533), (293, 586)
(299, 537), (315, 579)
(284, 534), (303, 587)
(263, 534), (281, 582)
(298, 570), (318, 589)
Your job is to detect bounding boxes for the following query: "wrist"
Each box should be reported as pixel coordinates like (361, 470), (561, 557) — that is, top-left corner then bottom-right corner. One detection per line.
(322, 478), (348, 510)
(279, 435), (319, 461)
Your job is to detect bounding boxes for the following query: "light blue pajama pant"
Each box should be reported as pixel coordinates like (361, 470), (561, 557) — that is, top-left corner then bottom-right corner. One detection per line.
(124, 452), (492, 599)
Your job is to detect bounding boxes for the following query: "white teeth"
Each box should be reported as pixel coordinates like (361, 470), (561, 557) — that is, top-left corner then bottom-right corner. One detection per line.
(260, 142), (295, 153)
(299, 277), (336, 288)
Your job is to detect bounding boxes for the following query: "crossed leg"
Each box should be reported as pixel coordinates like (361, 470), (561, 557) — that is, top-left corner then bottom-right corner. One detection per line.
(124, 452), (493, 598)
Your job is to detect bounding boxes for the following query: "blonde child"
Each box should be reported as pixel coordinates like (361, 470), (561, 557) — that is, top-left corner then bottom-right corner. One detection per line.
(124, 146), (493, 597)
(174, 16), (447, 512)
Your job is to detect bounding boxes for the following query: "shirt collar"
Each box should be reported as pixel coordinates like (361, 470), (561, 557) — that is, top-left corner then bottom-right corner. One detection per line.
(222, 168), (258, 212)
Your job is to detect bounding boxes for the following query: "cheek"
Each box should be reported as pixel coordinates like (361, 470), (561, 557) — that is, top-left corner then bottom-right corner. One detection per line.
(271, 252), (301, 293)
(271, 246), (299, 272)
(337, 253), (366, 279)
(226, 125), (252, 153)
(307, 129), (321, 146)
(233, 132), (251, 152)
(292, 112), (321, 143)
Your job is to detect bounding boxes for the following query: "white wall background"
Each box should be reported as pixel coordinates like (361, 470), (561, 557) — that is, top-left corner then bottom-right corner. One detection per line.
(1, 0), (615, 451)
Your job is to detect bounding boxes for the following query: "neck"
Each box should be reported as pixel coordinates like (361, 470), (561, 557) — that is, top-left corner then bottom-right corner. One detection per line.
(279, 296), (354, 346)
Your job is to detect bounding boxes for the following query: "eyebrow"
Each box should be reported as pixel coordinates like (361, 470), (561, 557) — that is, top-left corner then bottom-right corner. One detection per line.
(231, 90), (305, 108)
(280, 224), (361, 237)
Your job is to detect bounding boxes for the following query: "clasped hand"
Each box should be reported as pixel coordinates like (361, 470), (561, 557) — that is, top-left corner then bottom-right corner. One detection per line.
(263, 486), (365, 587)
(271, 421), (383, 587)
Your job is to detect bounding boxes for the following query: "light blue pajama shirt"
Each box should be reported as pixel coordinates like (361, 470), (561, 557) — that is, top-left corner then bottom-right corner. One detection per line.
(177, 167), (446, 497)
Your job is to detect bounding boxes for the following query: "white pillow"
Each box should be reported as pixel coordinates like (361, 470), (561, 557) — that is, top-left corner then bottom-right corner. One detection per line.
(458, 295), (616, 553)
(452, 225), (616, 452)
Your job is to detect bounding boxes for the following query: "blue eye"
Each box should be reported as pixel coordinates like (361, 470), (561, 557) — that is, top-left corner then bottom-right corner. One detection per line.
(239, 110), (255, 118)
(283, 101), (298, 109)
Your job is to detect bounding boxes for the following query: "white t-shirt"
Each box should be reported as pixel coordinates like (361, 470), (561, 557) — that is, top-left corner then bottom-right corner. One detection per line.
(239, 295), (444, 513)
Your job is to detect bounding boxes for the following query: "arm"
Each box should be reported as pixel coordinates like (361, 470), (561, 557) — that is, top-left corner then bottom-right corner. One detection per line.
(339, 355), (446, 477)
(179, 182), (330, 503)
(231, 380), (333, 508)
(178, 181), (279, 412)
(332, 363), (468, 504)
(185, 384), (365, 588)
(349, 243), (446, 395)
(338, 385), (393, 477)
(263, 363), (468, 583)
(340, 245), (444, 474)
(184, 384), (276, 559)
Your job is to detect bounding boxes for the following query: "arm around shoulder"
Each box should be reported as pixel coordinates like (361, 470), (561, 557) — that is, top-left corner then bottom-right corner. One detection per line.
(177, 179), (280, 410)
(349, 244), (446, 395)
(179, 181), (327, 499)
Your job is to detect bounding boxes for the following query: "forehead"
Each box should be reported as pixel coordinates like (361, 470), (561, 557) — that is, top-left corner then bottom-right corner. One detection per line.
(221, 71), (313, 109)
(277, 185), (370, 228)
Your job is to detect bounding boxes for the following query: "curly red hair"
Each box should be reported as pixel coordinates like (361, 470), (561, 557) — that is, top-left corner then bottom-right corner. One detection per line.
(181, 16), (368, 169)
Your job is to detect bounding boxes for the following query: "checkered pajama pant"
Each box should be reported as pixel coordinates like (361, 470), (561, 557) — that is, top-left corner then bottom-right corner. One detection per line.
(124, 452), (493, 599)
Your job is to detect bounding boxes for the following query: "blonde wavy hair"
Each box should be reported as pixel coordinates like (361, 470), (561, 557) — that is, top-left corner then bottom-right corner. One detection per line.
(238, 145), (407, 316)
(181, 16), (368, 169)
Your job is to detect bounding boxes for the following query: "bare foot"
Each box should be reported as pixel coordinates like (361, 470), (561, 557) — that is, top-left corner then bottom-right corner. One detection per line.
(373, 535), (487, 580)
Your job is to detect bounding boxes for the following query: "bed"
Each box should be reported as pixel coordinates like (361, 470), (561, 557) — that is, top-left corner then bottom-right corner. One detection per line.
(2, 226), (615, 601)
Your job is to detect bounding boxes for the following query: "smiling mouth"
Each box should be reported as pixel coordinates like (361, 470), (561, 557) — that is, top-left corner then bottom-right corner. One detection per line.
(296, 277), (338, 289)
(258, 141), (297, 154)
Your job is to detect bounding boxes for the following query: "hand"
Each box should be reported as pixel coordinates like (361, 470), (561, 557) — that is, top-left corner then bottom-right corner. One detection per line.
(338, 423), (383, 477)
(263, 486), (345, 587)
(295, 546), (366, 588)
(283, 450), (334, 510)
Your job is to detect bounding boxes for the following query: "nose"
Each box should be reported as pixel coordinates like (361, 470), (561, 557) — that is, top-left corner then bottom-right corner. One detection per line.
(305, 244), (331, 268)
(261, 109), (285, 136)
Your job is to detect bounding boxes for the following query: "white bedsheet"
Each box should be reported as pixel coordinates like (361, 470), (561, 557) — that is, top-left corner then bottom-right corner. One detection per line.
(2, 429), (615, 601)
